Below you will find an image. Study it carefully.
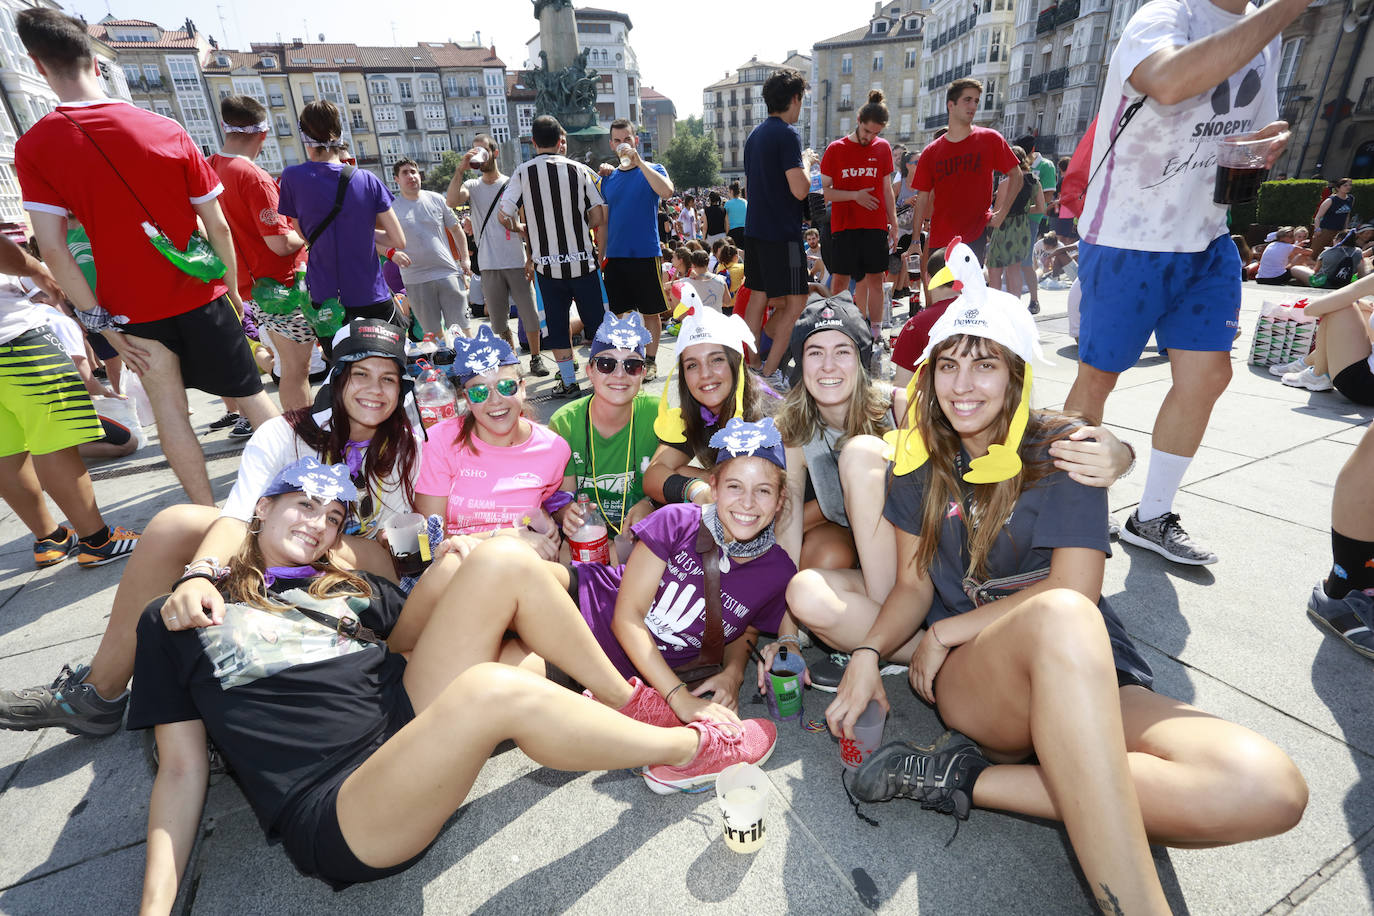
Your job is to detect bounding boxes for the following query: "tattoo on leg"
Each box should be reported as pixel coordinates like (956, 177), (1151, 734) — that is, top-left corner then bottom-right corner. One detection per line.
(1096, 884), (1125, 916)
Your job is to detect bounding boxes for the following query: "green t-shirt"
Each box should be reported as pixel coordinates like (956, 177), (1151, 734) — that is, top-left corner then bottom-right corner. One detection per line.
(549, 393), (662, 534)
(1033, 156), (1057, 194)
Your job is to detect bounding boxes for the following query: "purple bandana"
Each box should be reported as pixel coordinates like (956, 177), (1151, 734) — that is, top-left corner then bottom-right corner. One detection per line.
(264, 564), (320, 587)
(700, 405), (721, 425)
(343, 439), (370, 478)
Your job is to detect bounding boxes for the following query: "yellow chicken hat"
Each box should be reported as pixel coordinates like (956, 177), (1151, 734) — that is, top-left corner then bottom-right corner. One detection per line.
(885, 237), (1048, 483)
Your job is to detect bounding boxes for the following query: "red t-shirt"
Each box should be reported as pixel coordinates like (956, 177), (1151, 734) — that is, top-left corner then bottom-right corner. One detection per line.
(891, 297), (957, 372)
(820, 135), (893, 233)
(910, 127), (1019, 250)
(17, 100), (228, 322)
(209, 154), (303, 299)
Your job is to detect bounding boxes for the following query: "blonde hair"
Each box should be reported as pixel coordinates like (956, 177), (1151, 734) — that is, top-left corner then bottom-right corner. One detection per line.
(775, 363), (890, 447)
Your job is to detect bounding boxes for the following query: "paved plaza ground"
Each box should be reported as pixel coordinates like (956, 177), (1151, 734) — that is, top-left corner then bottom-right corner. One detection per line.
(0, 282), (1371, 914)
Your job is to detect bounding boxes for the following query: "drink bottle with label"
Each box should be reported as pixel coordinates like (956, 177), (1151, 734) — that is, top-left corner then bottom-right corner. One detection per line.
(568, 493), (610, 564)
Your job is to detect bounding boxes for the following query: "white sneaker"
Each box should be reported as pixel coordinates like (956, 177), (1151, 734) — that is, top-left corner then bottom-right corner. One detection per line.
(1281, 366), (1334, 392)
(1269, 356), (1308, 377)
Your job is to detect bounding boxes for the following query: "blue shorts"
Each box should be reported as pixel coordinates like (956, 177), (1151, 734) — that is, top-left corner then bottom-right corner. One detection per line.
(1077, 235), (1241, 374)
(534, 270), (607, 351)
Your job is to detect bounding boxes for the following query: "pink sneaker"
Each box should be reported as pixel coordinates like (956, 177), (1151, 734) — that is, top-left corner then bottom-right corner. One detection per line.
(642, 719), (778, 795)
(584, 677), (679, 728)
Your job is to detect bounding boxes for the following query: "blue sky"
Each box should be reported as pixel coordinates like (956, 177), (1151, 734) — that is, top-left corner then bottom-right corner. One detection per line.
(71, 0), (845, 117)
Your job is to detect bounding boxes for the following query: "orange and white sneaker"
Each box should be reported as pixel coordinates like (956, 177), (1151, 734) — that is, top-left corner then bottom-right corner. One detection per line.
(76, 526), (139, 568)
(33, 526), (77, 568)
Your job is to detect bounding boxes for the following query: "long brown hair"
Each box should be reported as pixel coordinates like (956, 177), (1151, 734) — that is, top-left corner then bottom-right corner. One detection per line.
(775, 361), (889, 447)
(905, 335), (1071, 578)
(678, 348), (765, 467)
(220, 496), (373, 613)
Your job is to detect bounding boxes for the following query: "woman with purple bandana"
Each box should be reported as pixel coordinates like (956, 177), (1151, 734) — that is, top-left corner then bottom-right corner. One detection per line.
(576, 417), (803, 729)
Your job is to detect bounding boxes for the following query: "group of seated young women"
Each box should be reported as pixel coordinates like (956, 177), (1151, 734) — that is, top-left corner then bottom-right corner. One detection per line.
(3, 256), (1308, 913)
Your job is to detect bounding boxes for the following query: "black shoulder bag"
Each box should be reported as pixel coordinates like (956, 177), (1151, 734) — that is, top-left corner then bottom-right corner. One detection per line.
(471, 178), (509, 274)
(305, 165), (357, 248)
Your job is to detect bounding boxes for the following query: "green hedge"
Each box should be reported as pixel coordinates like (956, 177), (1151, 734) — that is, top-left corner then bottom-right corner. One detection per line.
(1254, 179), (1374, 227)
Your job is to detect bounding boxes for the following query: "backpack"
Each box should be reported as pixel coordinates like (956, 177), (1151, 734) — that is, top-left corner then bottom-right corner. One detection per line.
(1058, 96), (1147, 221)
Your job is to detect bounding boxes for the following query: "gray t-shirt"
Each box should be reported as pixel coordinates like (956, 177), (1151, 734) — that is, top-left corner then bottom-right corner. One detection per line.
(465, 177), (527, 271)
(881, 433), (1153, 688)
(391, 190), (459, 285)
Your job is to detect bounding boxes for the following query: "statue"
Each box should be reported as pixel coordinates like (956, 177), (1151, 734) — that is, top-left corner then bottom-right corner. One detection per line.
(529, 0), (599, 130)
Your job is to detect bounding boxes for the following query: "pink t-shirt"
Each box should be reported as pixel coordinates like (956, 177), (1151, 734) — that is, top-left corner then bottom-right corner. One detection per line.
(415, 417), (570, 536)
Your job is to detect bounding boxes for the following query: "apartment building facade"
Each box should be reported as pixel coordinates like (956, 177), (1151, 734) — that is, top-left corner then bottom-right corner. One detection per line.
(1003, 0), (1110, 158)
(812, 2), (926, 153)
(201, 47), (300, 174)
(703, 52), (813, 182)
(525, 7), (642, 125)
(916, 0), (1014, 146)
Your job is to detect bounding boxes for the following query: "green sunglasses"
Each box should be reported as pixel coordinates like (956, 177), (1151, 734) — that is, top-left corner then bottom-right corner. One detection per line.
(465, 377), (520, 403)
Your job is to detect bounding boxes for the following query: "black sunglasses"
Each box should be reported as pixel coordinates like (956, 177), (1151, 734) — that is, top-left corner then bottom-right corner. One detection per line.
(591, 356), (646, 376)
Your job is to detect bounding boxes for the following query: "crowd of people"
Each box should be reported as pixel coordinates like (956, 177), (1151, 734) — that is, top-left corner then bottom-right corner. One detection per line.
(2, 2), (1370, 913)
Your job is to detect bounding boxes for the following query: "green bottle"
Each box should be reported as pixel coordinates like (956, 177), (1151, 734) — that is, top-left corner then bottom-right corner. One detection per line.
(142, 221), (226, 281)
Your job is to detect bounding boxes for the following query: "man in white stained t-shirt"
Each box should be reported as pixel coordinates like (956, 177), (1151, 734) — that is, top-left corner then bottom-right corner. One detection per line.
(1064, 0), (1311, 567)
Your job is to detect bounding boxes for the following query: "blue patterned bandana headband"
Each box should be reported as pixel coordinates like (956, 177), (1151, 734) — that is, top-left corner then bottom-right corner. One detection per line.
(710, 417), (786, 470)
(448, 324), (519, 386)
(591, 311), (651, 356)
(261, 457), (359, 506)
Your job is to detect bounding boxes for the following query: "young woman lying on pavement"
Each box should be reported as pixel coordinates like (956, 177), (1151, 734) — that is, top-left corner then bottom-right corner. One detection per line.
(132, 458), (776, 911)
(0, 319), (418, 738)
(826, 246), (1307, 916)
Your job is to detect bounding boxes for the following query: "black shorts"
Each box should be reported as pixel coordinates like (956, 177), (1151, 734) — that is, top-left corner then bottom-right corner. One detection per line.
(1334, 359), (1374, 406)
(121, 296), (264, 398)
(830, 228), (890, 277)
(1256, 271), (1293, 286)
(726, 228), (746, 247)
(743, 236), (808, 299)
(602, 257), (668, 316)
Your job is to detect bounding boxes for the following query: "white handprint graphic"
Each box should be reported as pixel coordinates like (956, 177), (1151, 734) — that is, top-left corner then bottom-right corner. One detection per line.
(643, 579), (704, 649)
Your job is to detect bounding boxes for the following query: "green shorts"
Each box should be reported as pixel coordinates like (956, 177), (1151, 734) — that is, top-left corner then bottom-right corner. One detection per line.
(0, 326), (102, 457)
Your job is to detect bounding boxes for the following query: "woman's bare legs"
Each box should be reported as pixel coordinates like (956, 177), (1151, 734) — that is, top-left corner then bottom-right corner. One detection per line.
(85, 505), (219, 698)
(786, 567), (922, 662)
(398, 539), (636, 714)
(267, 329), (313, 412)
(1310, 304), (1374, 380)
(838, 436), (898, 601)
(800, 512), (857, 572)
(336, 663), (700, 867)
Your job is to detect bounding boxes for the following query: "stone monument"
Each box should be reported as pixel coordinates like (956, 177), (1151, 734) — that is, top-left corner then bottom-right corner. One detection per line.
(530, 0), (608, 163)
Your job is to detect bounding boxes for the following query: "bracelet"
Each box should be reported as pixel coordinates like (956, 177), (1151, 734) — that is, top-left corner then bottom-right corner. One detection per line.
(184, 558), (228, 580)
(665, 682), (687, 703)
(173, 571), (220, 590)
(929, 625), (950, 650)
(662, 473), (691, 504)
(683, 480), (707, 504)
(852, 646), (882, 661)
(385, 247), (397, 261)
(1120, 441), (1138, 479)
(776, 635), (801, 647)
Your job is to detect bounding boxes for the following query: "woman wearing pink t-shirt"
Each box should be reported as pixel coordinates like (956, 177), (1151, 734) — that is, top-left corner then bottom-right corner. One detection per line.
(414, 326), (569, 560)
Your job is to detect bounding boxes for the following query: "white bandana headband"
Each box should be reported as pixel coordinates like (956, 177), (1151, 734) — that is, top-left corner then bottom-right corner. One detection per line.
(223, 120), (270, 134)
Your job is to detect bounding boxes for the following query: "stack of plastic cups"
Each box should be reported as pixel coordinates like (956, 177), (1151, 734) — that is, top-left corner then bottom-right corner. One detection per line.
(1248, 305), (1275, 366)
(1290, 301), (1316, 364)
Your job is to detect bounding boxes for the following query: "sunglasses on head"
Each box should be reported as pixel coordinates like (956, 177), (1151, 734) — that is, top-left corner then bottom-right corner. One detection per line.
(465, 377), (519, 403)
(591, 355), (646, 376)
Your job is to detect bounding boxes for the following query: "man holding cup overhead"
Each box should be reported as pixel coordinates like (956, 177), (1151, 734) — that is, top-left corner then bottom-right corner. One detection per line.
(1064, 0), (1310, 567)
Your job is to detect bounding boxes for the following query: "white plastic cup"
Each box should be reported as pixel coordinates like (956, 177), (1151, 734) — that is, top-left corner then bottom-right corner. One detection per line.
(468, 147), (489, 166)
(839, 700), (887, 771)
(381, 512), (429, 577)
(715, 762), (768, 853)
(617, 143), (634, 168)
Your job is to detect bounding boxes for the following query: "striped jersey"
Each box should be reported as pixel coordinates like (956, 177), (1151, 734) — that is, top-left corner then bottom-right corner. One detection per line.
(498, 153), (605, 280)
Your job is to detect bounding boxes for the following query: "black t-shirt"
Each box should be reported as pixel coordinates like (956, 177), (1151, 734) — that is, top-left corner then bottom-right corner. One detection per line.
(881, 437), (1153, 687)
(658, 208), (673, 244)
(1313, 245), (1360, 289)
(704, 204), (726, 236)
(128, 572), (412, 836)
(1007, 172), (1040, 217)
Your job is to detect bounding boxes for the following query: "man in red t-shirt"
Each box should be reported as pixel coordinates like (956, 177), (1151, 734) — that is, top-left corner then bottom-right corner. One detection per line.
(210, 95), (311, 411)
(15, 9), (278, 506)
(821, 90), (900, 343)
(907, 78), (1021, 266)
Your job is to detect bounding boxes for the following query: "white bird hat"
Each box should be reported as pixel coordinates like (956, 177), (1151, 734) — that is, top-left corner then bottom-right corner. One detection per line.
(887, 236), (1049, 484)
(654, 286), (757, 442)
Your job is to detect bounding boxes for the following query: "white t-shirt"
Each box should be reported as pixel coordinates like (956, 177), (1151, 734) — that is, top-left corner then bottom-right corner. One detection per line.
(38, 304), (85, 357)
(1257, 241), (1295, 279)
(464, 177), (527, 271)
(0, 279), (45, 346)
(391, 190), (460, 285)
(220, 412), (419, 537)
(1078, 0), (1279, 253)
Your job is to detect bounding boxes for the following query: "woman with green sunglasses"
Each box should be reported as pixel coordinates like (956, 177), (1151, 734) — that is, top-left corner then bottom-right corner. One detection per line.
(414, 326), (570, 561)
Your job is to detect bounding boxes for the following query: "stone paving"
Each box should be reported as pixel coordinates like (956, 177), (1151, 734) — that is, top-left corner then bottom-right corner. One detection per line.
(0, 282), (1370, 914)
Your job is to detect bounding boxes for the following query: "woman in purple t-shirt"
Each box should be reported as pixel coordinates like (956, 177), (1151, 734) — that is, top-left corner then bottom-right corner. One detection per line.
(576, 418), (801, 727)
(278, 101), (407, 353)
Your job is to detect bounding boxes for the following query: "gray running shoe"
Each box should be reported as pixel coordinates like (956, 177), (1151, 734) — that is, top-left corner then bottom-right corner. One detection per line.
(0, 663), (127, 737)
(849, 730), (990, 819)
(1307, 584), (1374, 661)
(527, 353), (552, 377)
(1119, 510), (1217, 566)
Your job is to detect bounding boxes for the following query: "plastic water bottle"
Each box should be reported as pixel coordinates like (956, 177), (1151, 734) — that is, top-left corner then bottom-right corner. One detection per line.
(414, 364), (457, 429)
(568, 493), (610, 564)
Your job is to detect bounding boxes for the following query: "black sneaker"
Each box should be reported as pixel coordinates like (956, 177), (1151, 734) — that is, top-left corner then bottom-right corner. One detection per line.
(228, 417), (254, 439)
(810, 652), (909, 693)
(850, 730), (990, 819)
(208, 411), (240, 431)
(0, 663), (127, 737)
(1028, 299), (1041, 315)
(528, 353), (552, 377)
(551, 379), (582, 399)
(1119, 510), (1217, 566)
(1306, 584), (1374, 661)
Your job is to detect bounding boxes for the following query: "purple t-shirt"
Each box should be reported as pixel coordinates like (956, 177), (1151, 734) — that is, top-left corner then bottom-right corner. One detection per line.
(575, 503), (795, 679)
(278, 161), (394, 308)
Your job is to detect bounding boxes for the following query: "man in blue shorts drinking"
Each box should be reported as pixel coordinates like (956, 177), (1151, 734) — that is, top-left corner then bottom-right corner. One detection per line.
(1064, 0), (1309, 565)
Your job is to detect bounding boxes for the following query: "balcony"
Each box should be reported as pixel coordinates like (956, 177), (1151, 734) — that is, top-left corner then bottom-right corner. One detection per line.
(421, 92), (443, 103)
(837, 100), (854, 111)
(923, 112), (949, 130)
(1028, 73), (1045, 96)
(1036, 6), (1057, 34)
(447, 86), (481, 98)
(269, 94), (285, 107)
(1056, 0), (1080, 25)
(276, 123), (292, 137)
(347, 93), (361, 104)
(1067, 63), (1099, 88)
(452, 116), (487, 127)
(1046, 67), (1068, 91)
